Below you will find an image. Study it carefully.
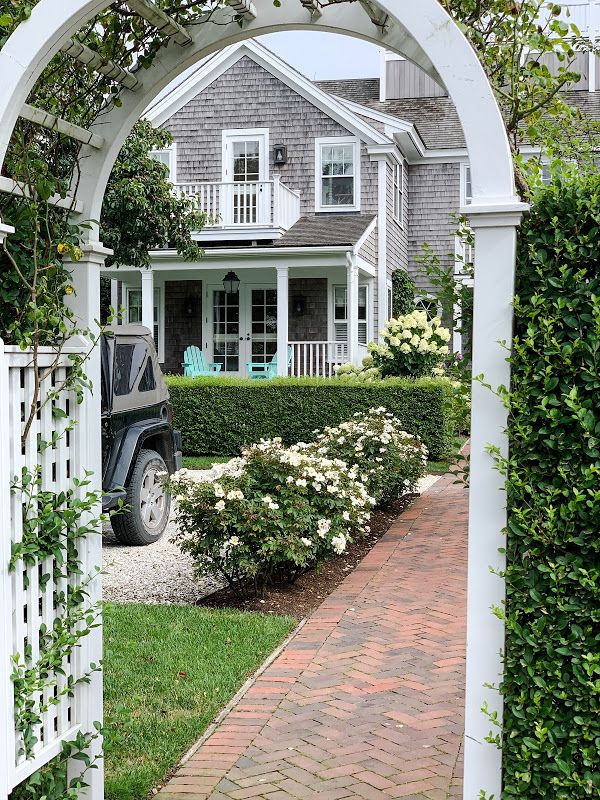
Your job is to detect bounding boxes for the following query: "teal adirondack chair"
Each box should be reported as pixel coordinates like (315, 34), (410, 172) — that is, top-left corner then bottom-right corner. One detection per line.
(247, 347), (292, 380)
(182, 346), (222, 377)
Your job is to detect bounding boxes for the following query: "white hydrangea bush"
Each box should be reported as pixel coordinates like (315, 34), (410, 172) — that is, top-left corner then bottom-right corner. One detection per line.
(168, 439), (375, 596)
(334, 310), (452, 381)
(305, 408), (428, 505)
(369, 311), (451, 377)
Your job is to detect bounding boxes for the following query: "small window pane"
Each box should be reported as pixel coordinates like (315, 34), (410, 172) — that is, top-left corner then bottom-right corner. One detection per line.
(114, 342), (147, 396)
(138, 357), (156, 392)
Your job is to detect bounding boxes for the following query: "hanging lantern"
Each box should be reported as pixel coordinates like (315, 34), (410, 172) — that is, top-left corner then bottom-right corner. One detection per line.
(222, 271), (241, 295)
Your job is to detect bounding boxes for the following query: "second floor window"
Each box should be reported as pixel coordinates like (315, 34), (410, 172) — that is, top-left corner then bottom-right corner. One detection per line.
(149, 145), (176, 183)
(316, 137), (360, 212)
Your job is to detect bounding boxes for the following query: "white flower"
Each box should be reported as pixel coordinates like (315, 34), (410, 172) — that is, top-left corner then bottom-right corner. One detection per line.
(327, 485), (337, 494)
(228, 535), (240, 546)
(175, 494), (185, 503)
(317, 519), (331, 536)
(296, 478), (307, 488)
(214, 500), (226, 512)
(227, 489), (244, 501)
(156, 471), (168, 478)
(331, 534), (347, 555)
(301, 537), (312, 547)
(342, 510), (351, 522)
(214, 484), (225, 498)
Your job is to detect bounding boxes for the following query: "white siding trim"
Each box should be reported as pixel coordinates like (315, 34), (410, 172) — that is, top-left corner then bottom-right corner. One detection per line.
(149, 142), (176, 183)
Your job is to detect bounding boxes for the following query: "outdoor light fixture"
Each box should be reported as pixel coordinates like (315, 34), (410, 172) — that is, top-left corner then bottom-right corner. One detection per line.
(222, 271), (241, 295)
(273, 144), (287, 165)
(183, 296), (196, 317)
(292, 294), (306, 315)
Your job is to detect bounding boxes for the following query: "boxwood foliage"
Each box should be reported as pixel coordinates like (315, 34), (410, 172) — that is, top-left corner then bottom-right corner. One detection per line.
(165, 376), (453, 460)
(502, 177), (600, 798)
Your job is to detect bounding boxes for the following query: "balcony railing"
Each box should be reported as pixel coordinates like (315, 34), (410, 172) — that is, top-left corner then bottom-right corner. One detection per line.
(289, 342), (370, 377)
(177, 178), (301, 232)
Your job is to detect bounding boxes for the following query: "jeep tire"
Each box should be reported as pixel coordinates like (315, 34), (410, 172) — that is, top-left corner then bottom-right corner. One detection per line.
(111, 448), (171, 546)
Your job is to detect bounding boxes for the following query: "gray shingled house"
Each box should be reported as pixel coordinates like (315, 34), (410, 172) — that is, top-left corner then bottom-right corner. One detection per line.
(102, 38), (596, 376)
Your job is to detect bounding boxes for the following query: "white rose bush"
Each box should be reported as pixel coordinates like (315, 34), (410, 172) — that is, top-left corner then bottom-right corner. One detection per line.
(168, 409), (426, 597)
(306, 407), (428, 505)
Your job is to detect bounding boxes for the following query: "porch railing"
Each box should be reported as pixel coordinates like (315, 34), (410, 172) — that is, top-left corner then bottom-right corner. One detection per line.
(289, 341), (349, 378)
(177, 178), (301, 231)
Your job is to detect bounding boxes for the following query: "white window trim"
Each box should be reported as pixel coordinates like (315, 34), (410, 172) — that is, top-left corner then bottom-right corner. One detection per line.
(460, 161), (472, 206)
(125, 285), (164, 363)
(329, 283), (369, 345)
(392, 160), (404, 227)
(315, 136), (361, 213)
(149, 142), (177, 184)
(221, 127), (270, 182)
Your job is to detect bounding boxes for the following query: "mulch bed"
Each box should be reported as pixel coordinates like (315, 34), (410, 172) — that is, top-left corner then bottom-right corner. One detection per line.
(198, 495), (416, 619)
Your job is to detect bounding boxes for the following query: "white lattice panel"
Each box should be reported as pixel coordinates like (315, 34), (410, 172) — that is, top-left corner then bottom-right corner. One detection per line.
(0, 344), (90, 792)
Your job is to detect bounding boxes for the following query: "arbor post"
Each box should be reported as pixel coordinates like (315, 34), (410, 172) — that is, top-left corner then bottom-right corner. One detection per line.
(64, 241), (112, 800)
(463, 205), (526, 799)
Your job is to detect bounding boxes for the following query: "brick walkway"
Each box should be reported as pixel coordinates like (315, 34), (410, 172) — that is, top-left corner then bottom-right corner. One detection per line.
(160, 475), (468, 800)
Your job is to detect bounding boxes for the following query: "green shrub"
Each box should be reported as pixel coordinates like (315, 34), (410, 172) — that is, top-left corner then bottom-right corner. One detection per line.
(165, 376), (454, 460)
(392, 268), (416, 316)
(502, 176), (600, 798)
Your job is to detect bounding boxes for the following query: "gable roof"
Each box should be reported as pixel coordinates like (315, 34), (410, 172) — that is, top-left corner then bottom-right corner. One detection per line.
(316, 78), (380, 105)
(145, 39), (391, 148)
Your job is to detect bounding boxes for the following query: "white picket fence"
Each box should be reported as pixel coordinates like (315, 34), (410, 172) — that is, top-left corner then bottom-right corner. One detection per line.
(0, 342), (103, 799)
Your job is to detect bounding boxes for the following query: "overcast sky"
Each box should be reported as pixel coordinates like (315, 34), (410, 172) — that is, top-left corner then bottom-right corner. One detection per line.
(258, 31), (382, 80)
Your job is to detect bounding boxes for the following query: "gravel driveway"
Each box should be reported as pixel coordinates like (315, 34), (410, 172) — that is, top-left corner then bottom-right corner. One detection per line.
(102, 473), (439, 605)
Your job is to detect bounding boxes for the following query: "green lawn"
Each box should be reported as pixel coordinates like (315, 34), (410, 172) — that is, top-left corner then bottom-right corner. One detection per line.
(427, 437), (468, 475)
(182, 455), (233, 469)
(103, 603), (295, 800)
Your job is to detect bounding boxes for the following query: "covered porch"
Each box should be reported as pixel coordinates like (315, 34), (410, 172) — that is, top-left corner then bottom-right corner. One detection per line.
(103, 244), (375, 379)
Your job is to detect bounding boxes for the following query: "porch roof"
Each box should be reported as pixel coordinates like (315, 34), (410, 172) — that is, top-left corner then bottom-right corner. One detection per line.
(273, 214), (376, 249)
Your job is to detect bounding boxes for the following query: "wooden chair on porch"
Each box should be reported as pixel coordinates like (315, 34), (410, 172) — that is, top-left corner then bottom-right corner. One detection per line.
(247, 346), (292, 380)
(182, 346), (222, 377)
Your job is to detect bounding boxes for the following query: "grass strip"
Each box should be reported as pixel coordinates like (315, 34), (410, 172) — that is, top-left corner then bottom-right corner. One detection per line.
(103, 603), (295, 800)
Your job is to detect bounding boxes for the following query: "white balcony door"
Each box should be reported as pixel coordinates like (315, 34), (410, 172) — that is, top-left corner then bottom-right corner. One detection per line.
(222, 129), (269, 226)
(207, 284), (277, 376)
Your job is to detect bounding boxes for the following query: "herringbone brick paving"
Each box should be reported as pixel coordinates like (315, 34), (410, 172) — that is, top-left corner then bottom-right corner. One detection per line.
(159, 475), (467, 799)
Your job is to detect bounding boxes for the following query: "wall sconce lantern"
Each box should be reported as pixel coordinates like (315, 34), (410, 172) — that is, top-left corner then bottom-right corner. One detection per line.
(292, 294), (306, 316)
(273, 144), (287, 166)
(183, 296), (196, 317)
(222, 271), (241, 295)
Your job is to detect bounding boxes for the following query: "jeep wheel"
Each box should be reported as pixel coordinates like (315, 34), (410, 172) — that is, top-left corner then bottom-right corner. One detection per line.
(111, 449), (171, 546)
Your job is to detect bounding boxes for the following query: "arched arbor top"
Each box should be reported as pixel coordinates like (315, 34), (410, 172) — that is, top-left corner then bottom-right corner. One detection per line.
(0, 4), (527, 800)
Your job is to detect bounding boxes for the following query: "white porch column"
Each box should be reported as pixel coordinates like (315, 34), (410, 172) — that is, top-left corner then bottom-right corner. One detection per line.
(141, 268), (154, 331)
(346, 254), (360, 366)
(376, 157), (388, 339)
(64, 241), (112, 800)
(463, 206), (526, 800)
(110, 279), (119, 323)
(276, 265), (289, 377)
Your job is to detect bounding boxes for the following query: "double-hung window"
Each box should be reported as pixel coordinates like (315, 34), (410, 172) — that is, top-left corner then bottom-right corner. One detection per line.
(461, 163), (472, 206)
(149, 144), (176, 183)
(316, 137), (360, 211)
(333, 285), (368, 345)
(393, 161), (404, 225)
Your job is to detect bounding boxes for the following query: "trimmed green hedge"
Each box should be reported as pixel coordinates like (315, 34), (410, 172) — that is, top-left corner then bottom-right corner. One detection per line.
(165, 376), (454, 460)
(502, 177), (600, 798)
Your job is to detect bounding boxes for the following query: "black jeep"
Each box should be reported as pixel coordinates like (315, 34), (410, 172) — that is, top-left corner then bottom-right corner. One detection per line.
(101, 325), (182, 545)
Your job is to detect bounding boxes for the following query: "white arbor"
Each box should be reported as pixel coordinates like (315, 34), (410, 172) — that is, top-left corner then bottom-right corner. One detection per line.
(0, 2), (527, 798)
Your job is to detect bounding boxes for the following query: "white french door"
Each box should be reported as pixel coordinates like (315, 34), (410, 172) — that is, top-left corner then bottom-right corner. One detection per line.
(222, 129), (269, 226)
(207, 284), (277, 376)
